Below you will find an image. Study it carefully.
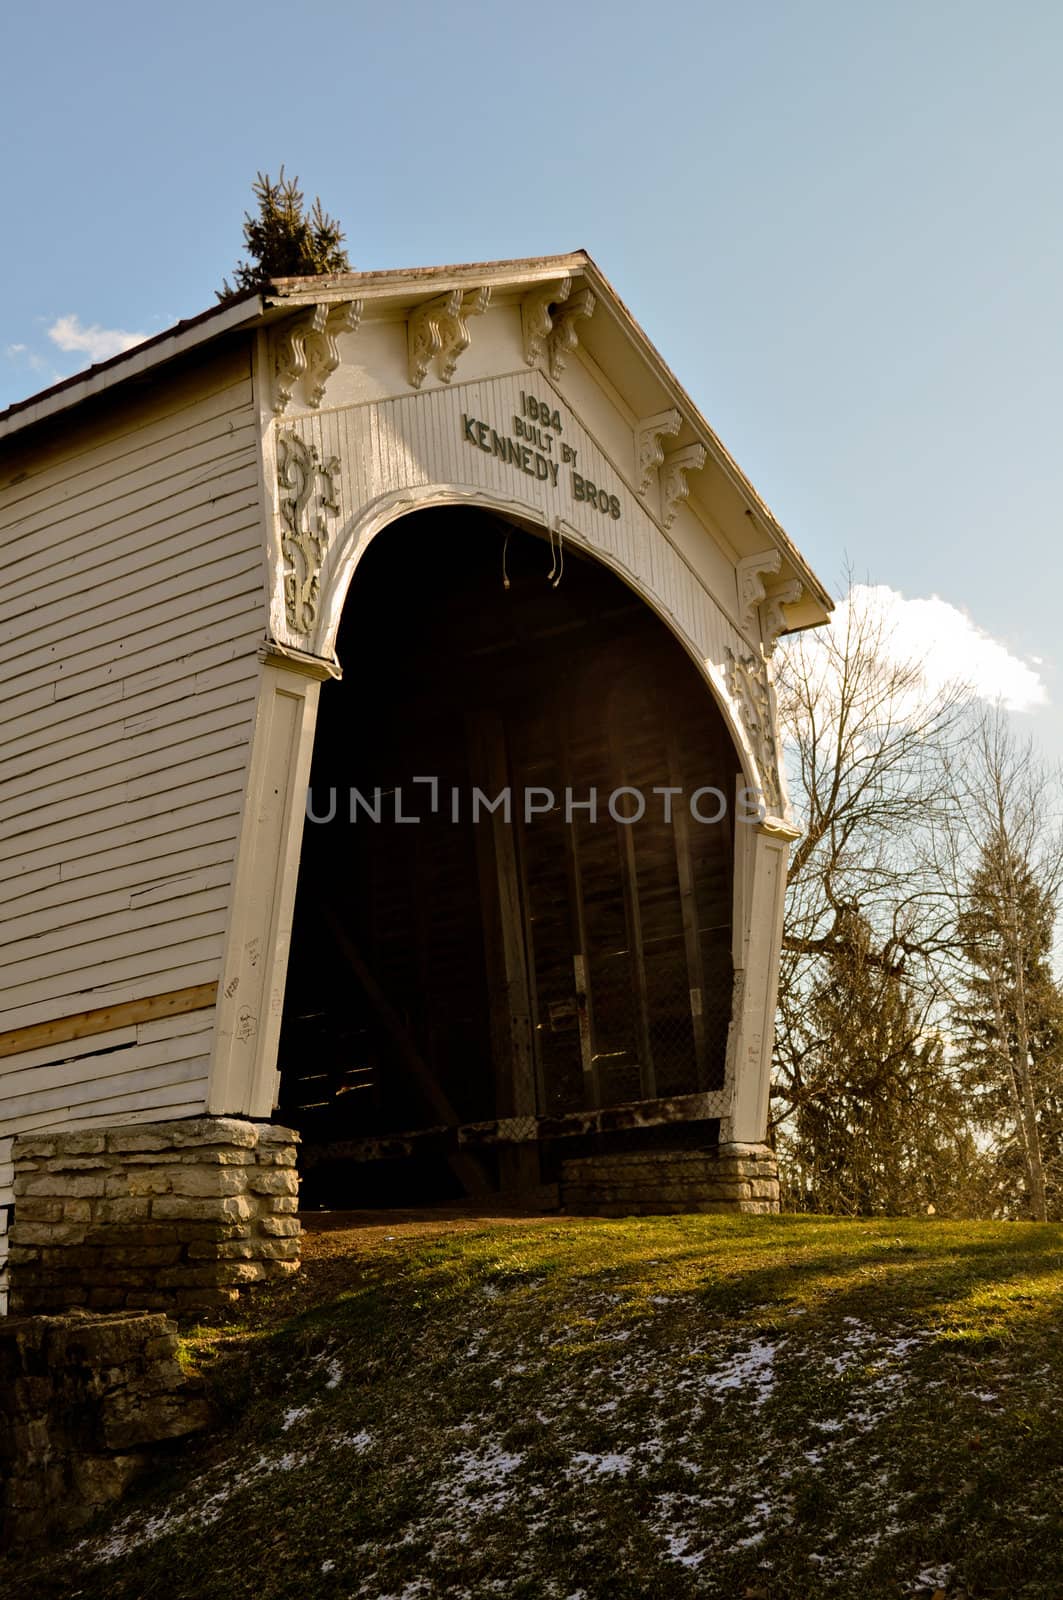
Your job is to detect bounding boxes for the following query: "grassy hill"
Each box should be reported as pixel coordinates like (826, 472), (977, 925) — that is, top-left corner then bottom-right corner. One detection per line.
(5, 1212), (1063, 1600)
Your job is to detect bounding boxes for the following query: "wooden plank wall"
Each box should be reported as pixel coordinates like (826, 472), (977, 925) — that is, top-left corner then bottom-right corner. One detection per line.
(0, 343), (266, 1266)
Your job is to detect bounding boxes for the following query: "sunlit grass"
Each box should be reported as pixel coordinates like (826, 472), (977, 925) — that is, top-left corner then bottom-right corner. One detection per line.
(5, 1214), (1063, 1599)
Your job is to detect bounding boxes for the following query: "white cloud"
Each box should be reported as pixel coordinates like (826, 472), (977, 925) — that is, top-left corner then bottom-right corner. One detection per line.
(832, 584), (1047, 714)
(5, 342), (27, 356)
(47, 314), (147, 364)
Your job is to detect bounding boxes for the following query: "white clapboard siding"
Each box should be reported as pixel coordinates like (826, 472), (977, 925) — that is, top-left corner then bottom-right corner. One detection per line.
(0, 712), (257, 830)
(0, 851), (235, 934)
(0, 748), (252, 858)
(0, 449), (261, 616)
(0, 633), (257, 754)
(0, 680), (258, 800)
(0, 344), (264, 1159)
(0, 612), (263, 738)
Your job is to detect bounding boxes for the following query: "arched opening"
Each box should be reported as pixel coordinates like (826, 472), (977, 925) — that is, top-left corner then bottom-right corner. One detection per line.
(279, 508), (743, 1207)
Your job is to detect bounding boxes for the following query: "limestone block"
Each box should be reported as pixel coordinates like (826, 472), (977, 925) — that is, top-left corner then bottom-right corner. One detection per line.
(12, 1137), (57, 1160)
(258, 1216), (301, 1237)
(12, 1223), (87, 1248)
(186, 1240), (256, 1261)
(151, 1194), (255, 1223)
(95, 1197), (153, 1226)
(246, 1169), (299, 1197)
(168, 1120), (259, 1150)
(18, 1174), (107, 1200)
(256, 1238), (300, 1261)
(12, 1200), (64, 1224)
(105, 1129), (174, 1154)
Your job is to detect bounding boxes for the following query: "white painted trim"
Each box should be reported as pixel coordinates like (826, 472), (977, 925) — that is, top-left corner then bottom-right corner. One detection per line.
(728, 825), (794, 1142)
(207, 660), (320, 1117)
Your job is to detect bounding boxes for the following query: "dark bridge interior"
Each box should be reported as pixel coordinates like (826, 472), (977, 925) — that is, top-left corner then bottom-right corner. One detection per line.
(278, 509), (741, 1205)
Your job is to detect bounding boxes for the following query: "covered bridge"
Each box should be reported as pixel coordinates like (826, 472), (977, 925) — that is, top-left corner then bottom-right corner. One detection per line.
(0, 254), (831, 1314)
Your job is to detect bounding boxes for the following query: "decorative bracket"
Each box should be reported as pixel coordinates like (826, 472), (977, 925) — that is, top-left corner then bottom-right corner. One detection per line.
(737, 550), (782, 635)
(522, 278), (596, 379)
(635, 409), (682, 497)
(726, 646), (783, 816)
(660, 443), (706, 528)
(276, 430), (341, 635)
(407, 285), (492, 388)
(736, 550), (802, 652)
(762, 579), (804, 655)
(272, 301), (362, 415)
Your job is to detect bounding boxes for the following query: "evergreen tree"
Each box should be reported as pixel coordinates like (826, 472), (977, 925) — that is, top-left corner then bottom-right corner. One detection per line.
(219, 169), (350, 300)
(954, 830), (1063, 1219)
(779, 908), (974, 1216)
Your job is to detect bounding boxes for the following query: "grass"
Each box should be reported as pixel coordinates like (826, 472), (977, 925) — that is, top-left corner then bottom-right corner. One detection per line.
(5, 1212), (1063, 1600)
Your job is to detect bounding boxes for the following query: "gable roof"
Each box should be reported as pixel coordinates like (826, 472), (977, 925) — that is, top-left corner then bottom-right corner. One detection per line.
(0, 251), (832, 619)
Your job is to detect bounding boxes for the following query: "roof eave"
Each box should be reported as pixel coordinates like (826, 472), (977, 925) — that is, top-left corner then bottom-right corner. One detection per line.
(0, 291), (266, 444)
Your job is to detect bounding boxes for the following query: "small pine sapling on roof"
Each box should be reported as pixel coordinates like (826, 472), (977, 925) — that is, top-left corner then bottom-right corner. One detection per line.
(219, 168), (350, 299)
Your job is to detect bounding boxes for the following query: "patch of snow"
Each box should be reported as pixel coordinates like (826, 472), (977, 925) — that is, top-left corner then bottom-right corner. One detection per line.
(334, 1430), (373, 1453)
(913, 1563), (953, 1591)
(281, 1405), (312, 1431)
(570, 1450), (633, 1477)
(696, 1338), (785, 1408)
(325, 1357), (344, 1389)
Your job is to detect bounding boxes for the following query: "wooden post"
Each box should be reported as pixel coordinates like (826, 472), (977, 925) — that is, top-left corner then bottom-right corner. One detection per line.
(467, 711), (540, 1194)
(667, 734), (709, 1090)
(607, 717), (656, 1101)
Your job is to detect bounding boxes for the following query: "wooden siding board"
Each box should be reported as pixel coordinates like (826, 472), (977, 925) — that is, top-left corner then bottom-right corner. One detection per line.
(0, 636), (258, 756)
(0, 709), (256, 833)
(0, 676), (259, 799)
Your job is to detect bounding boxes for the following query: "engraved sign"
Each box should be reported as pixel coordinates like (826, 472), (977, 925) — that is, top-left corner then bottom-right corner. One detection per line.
(461, 391), (623, 521)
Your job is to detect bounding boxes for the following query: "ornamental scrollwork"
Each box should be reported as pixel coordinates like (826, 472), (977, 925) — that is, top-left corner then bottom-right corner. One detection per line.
(660, 442), (706, 528)
(635, 409), (682, 497)
(726, 645), (783, 817)
(736, 549), (803, 654)
(277, 431), (341, 635)
(272, 301), (362, 415)
(521, 278), (596, 379)
(407, 285), (491, 388)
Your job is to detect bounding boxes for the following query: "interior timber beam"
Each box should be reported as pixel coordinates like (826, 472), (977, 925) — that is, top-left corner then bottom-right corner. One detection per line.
(321, 908), (493, 1198)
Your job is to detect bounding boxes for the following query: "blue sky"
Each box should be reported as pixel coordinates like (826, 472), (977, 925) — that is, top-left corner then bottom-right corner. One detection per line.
(3, 0), (1060, 754)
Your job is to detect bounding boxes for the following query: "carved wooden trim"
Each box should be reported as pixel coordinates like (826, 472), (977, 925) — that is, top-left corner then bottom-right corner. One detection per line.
(762, 579), (804, 654)
(548, 288), (595, 379)
(736, 551), (802, 652)
(407, 285), (491, 388)
(277, 431), (341, 635)
(522, 278), (569, 368)
(660, 442), (706, 528)
(635, 408), (682, 496)
(737, 550), (782, 635)
(522, 278), (596, 378)
(726, 646), (783, 815)
(272, 301), (362, 414)
(0, 984), (219, 1062)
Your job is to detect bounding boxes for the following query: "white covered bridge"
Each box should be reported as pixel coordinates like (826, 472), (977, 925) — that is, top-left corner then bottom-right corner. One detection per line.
(0, 254), (831, 1314)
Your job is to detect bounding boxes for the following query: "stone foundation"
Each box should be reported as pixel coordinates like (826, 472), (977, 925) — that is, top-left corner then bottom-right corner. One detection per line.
(0, 1309), (210, 1547)
(561, 1143), (780, 1216)
(9, 1118), (301, 1317)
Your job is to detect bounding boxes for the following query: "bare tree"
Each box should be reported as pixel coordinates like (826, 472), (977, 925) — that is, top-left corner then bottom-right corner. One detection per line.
(772, 581), (971, 1155)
